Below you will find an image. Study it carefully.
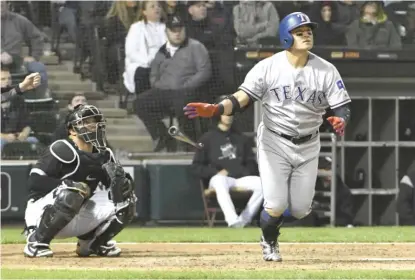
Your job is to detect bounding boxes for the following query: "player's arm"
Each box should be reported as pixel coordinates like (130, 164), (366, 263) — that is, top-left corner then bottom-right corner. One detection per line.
(325, 67), (352, 136)
(184, 60), (266, 118)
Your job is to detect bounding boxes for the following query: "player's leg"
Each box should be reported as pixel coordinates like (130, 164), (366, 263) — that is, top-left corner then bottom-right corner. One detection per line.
(209, 174), (240, 227)
(288, 155), (319, 220)
(74, 189), (136, 257)
(256, 123), (292, 262)
(23, 181), (90, 257)
(232, 176), (263, 226)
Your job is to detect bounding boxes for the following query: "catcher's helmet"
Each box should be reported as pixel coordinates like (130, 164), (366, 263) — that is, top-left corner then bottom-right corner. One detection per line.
(66, 104), (107, 150)
(279, 12), (317, 49)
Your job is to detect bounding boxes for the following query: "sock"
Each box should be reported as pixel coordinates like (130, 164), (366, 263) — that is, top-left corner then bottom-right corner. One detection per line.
(260, 209), (284, 242)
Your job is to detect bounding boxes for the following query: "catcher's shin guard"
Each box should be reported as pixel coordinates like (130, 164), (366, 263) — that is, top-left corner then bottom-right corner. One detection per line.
(76, 195), (136, 257)
(34, 184), (87, 244)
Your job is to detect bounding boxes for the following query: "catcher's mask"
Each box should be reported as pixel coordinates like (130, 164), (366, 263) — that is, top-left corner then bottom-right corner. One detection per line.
(67, 104), (107, 150)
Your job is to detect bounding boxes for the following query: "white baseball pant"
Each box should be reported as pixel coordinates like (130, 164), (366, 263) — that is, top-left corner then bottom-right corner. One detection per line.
(209, 174), (263, 226)
(25, 186), (115, 238)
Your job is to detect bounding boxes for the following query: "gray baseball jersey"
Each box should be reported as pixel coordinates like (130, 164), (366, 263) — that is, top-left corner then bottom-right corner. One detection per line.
(239, 51), (351, 136)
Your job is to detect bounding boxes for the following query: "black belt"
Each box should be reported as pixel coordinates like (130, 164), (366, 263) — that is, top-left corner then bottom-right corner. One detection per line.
(268, 128), (318, 145)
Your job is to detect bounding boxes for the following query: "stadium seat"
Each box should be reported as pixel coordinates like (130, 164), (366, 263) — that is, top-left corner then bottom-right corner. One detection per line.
(1, 142), (44, 160)
(199, 180), (253, 227)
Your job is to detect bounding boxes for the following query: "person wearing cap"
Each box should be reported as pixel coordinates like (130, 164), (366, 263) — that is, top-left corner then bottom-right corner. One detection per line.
(135, 15), (211, 152)
(232, 1), (280, 45)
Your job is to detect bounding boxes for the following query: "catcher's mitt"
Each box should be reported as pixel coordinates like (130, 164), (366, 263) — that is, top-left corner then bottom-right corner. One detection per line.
(102, 162), (126, 203)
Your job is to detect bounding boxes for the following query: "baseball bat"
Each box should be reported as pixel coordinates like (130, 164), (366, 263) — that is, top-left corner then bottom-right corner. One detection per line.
(168, 126), (204, 149)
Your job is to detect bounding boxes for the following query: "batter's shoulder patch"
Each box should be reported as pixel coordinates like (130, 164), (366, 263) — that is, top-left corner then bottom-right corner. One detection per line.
(336, 80), (345, 90)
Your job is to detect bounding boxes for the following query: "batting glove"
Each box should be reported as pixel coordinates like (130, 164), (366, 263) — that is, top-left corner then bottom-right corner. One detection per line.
(326, 116), (345, 136)
(183, 103), (221, 119)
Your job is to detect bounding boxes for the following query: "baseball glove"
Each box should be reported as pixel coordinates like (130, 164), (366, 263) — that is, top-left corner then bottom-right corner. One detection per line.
(102, 162), (127, 204)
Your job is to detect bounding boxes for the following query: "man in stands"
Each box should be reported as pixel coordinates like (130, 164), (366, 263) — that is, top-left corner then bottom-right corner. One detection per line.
(1, 1), (48, 96)
(0, 67), (40, 152)
(135, 15), (211, 152)
(191, 100), (262, 228)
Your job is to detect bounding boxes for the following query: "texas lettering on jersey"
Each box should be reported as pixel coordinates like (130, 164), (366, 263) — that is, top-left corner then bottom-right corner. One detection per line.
(268, 85), (327, 105)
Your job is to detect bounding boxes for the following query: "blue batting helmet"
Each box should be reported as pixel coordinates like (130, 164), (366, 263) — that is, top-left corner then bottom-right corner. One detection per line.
(279, 12), (318, 49)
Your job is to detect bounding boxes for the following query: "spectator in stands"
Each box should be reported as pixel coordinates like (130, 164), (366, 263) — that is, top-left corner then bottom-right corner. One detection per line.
(52, 93), (87, 141)
(346, 1), (402, 49)
(397, 162), (415, 225)
(273, 1), (313, 20)
(162, 1), (187, 19)
(333, 0), (361, 29)
(1, 67), (41, 103)
(186, 1), (223, 49)
(400, 2), (415, 46)
(73, 1), (112, 76)
(55, 1), (79, 44)
(233, 1), (279, 45)
(191, 106), (262, 228)
(1, 1), (48, 94)
(123, 1), (167, 96)
(205, 1), (235, 44)
(310, 1), (346, 46)
(105, 1), (141, 85)
(135, 15), (211, 152)
(1, 68), (39, 152)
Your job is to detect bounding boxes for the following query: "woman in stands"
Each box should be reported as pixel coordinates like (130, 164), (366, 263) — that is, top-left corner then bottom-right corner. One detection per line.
(123, 1), (167, 96)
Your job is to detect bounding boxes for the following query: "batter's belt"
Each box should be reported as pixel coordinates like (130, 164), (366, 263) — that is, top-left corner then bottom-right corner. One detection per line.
(268, 128), (318, 145)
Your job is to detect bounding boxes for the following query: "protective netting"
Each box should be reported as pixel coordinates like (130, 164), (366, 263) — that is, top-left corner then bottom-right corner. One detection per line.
(1, 1), (415, 158)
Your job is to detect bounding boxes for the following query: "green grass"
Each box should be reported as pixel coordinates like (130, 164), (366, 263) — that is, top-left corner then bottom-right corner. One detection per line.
(1, 226), (415, 244)
(2, 269), (415, 279)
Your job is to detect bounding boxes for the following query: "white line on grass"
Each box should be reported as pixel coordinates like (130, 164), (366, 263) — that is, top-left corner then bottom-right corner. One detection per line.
(50, 242), (415, 245)
(359, 258), (415, 261)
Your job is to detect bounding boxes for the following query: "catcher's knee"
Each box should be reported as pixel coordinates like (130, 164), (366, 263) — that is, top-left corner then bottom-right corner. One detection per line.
(54, 183), (87, 218)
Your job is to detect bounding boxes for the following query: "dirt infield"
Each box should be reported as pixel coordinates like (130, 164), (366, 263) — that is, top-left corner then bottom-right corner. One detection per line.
(2, 243), (415, 271)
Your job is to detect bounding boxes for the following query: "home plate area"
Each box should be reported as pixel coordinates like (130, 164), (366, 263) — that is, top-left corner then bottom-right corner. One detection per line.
(2, 243), (415, 271)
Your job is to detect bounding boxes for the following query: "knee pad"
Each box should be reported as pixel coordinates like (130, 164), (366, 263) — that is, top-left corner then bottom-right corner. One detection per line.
(35, 188), (85, 244)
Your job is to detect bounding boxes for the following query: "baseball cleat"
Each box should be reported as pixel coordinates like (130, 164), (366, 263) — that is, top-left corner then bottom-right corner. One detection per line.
(260, 236), (282, 262)
(24, 231), (53, 258)
(76, 239), (121, 257)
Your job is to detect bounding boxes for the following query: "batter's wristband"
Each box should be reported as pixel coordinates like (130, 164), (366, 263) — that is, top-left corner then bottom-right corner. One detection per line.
(216, 104), (225, 116)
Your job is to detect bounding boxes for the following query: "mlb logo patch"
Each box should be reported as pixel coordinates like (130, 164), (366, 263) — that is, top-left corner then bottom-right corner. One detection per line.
(336, 80), (345, 90)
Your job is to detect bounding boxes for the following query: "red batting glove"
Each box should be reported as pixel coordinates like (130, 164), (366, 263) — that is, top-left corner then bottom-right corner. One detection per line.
(183, 103), (220, 119)
(327, 116), (345, 136)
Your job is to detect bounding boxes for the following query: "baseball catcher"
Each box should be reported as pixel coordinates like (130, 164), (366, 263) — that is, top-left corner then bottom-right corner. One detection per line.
(23, 104), (137, 258)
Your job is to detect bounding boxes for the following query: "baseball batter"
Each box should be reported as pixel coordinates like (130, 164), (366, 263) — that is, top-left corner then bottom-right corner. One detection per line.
(184, 12), (351, 261)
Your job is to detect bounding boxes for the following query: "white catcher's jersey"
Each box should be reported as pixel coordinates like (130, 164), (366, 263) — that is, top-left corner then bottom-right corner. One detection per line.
(239, 51), (351, 136)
